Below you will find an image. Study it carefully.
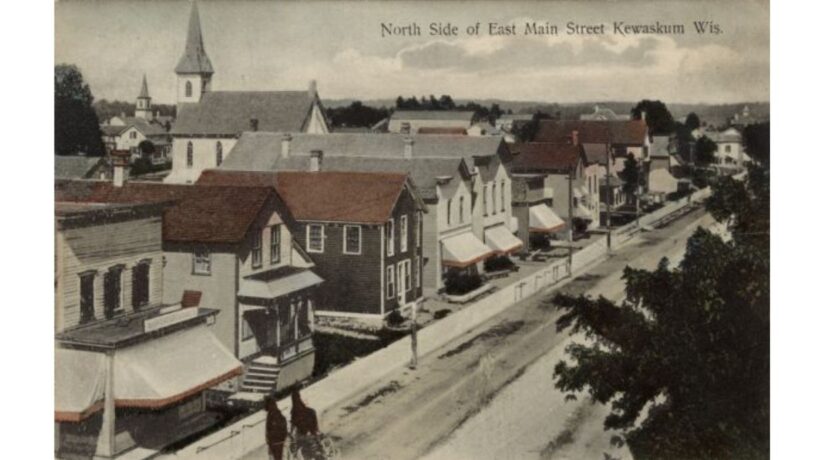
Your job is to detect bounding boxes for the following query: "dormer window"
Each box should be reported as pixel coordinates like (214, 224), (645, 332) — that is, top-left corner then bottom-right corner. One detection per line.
(186, 142), (194, 167)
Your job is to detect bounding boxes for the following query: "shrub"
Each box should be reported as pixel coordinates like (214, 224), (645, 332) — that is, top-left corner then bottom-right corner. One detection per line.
(484, 255), (515, 272)
(385, 310), (405, 327)
(444, 270), (483, 295)
(433, 309), (451, 320)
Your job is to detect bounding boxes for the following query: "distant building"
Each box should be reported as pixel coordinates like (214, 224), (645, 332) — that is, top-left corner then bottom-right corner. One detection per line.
(579, 104), (631, 121)
(467, 121), (500, 137)
(647, 136), (681, 200)
(729, 105), (767, 128)
(703, 127), (751, 167)
(388, 110), (475, 134)
(165, 2), (329, 184)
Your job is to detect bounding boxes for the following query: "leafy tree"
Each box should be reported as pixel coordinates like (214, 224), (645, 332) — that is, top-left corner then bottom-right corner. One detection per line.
(695, 136), (718, 166)
(55, 64), (105, 156)
(685, 112), (701, 131)
(631, 100), (675, 135)
(618, 153), (641, 202)
(138, 140), (155, 155)
(552, 164), (769, 459)
(512, 111), (553, 142)
(327, 101), (390, 128)
(743, 122), (770, 165)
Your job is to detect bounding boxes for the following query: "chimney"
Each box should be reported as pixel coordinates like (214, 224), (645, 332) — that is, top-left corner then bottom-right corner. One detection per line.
(250, 118), (259, 132)
(403, 137), (414, 159)
(571, 130), (579, 146)
(308, 79), (317, 99)
(281, 133), (292, 158)
(309, 149), (323, 172)
(111, 150), (130, 187)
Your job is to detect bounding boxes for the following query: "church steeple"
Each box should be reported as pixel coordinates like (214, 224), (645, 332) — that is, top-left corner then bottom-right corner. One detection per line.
(135, 74), (153, 120)
(175, 1), (213, 104)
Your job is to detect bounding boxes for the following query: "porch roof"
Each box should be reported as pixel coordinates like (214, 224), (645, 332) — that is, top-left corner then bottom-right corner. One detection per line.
(238, 267), (324, 299)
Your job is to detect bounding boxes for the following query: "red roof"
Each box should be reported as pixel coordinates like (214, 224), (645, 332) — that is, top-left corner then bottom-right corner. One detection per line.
(535, 120), (647, 145)
(55, 180), (276, 244)
(417, 127), (468, 135)
(509, 142), (584, 173)
(197, 170), (410, 224)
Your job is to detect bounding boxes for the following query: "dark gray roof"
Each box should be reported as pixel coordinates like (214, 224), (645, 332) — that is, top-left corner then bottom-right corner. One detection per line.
(171, 91), (315, 136)
(138, 74), (150, 99)
(104, 118), (167, 137)
(55, 156), (105, 179)
(391, 110), (475, 121)
(175, 2), (214, 75)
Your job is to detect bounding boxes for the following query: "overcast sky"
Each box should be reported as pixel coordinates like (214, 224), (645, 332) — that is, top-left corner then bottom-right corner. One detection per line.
(55, 0), (769, 105)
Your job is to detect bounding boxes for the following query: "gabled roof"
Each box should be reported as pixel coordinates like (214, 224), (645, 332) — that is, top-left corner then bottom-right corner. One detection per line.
(55, 156), (106, 179)
(171, 91), (315, 136)
(196, 170), (414, 224)
(535, 120), (647, 145)
(55, 179), (276, 244)
(102, 118), (167, 137)
(508, 142), (584, 173)
(175, 1), (214, 75)
(581, 143), (609, 166)
(391, 110), (475, 122)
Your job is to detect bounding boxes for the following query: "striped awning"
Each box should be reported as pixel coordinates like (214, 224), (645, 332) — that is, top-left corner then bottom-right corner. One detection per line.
(441, 232), (494, 268)
(484, 225), (524, 255)
(529, 205), (565, 233)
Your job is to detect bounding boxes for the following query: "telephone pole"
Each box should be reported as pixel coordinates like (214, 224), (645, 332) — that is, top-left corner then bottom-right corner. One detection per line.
(567, 166), (574, 268)
(605, 136), (612, 251)
(409, 299), (418, 370)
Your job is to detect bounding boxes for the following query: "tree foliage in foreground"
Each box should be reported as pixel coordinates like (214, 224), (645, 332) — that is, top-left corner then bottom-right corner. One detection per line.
(553, 164), (769, 459)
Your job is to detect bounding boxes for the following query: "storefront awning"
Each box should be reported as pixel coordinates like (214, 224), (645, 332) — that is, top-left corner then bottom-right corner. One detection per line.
(529, 205), (566, 233)
(239, 267), (324, 299)
(484, 225), (524, 255)
(575, 204), (593, 220)
(55, 348), (106, 422)
(441, 232), (494, 268)
(55, 325), (243, 421)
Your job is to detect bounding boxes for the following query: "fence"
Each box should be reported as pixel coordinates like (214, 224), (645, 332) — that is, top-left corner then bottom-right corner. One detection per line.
(165, 186), (718, 460)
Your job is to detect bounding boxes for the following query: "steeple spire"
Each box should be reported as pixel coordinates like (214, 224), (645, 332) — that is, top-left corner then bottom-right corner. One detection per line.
(139, 74), (150, 99)
(175, 1), (214, 75)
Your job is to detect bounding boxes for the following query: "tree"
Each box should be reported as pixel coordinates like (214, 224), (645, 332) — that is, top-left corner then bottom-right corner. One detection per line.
(326, 101), (390, 128)
(55, 64), (105, 156)
(685, 112), (701, 131)
(512, 111), (553, 142)
(551, 164), (769, 459)
(138, 140), (155, 155)
(618, 153), (641, 202)
(742, 122), (770, 165)
(694, 136), (718, 166)
(631, 100), (675, 135)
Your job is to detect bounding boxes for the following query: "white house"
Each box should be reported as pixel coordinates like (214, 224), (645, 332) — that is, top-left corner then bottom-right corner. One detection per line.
(704, 127), (751, 167)
(388, 110), (475, 134)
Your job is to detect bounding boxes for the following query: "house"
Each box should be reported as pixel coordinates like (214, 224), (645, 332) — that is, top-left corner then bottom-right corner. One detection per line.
(55, 155), (109, 180)
(467, 121), (500, 136)
(55, 174), (322, 397)
(214, 131), (522, 292)
(534, 119), (650, 172)
(703, 127), (751, 167)
(579, 104), (631, 121)
(647, 136), (681, 200)
(54, 200), (243, 459)
(511, 173), (565, 253)
(494, 113), (533, 132)
(388, 110), (475, 134)
(164, 2), (330, 184)
(197, 170), (425, 320)
(509, 142), (598, 232)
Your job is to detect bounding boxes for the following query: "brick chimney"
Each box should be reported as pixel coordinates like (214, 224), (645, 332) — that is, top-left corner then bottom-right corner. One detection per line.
(111, 150), (130, 187)
(281, 133), (292, 158)
(250, 118), (259, 132)
(403, 137), (414, 159)
(571, 130), (579, 146)
(309, 149), (323, 172)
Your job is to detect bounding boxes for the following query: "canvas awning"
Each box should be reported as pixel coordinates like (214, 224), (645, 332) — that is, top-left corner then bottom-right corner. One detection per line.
(575, 204), (593, 220)
(55, 325), (242, 421)
(441, 232), (494, 268)
(529, 205), (566, 233)
(239, 268), (324, 299)
(484, 225), (524, 255)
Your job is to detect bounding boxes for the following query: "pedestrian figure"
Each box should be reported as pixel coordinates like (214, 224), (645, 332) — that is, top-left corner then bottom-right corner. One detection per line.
(265, 396), (288, 460)
(291, 389), (319, 436)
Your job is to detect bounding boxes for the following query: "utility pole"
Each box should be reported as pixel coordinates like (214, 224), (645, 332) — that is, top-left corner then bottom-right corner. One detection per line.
(605, 137), (612, 251)
(409, 299), (418, 370)
(567, 166), (574, 269)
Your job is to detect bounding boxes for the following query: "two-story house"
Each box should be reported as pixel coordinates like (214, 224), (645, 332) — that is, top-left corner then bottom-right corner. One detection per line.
(215, 132), (522, 292)
(197, 170), (426, 320)
(511, 174), (566, 252)
(55, 178), (323, 398)
(54, 200), (243, 459)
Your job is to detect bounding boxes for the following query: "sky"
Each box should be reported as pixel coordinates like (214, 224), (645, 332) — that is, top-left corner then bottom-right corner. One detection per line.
(55, 0), (769, 105)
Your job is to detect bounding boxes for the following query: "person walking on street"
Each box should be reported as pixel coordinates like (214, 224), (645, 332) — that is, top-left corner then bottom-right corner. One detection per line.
(291, 389), (319, 436)
(265, 396), (288, 460)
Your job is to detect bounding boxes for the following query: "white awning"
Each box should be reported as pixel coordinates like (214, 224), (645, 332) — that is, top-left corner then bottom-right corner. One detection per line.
(573, 186), (586, 198)
(55, 348), (106, 422)
(575, 204), (593, 220)
(114, 324), (242, 408)
(239, 268), (324, 299)
(441, 232), (494, 268)
(529, 205), (566, 233)
(484, 225), (524, 255)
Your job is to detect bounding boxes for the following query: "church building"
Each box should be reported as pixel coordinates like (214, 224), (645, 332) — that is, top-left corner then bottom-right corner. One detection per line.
(165, 2), (330, 184)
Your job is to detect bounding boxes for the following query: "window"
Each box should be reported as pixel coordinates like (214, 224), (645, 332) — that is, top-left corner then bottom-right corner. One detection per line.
(103, 266), (123, 319)
(216, 142), (223, 166)
(186, 142), (193, 167)
(416, 258), (422, 288)
(492, 183), (497, 214)
(241, 316), (254, 341)
(185, 80), (193, 97)
(131, 261), (150, 309)
(386, 265), (395, 299)
(446, 199), (452, 226)
(79, 271), (95, 324)
(193, 249), (211, 275)
(307, 224), (324, 253)
(344, 225), (361, 255)
(400, 215), (408, 253)
(270, 226), (281, 264)
(386, 219), (395, 256)
(129, 131), (137, 140)
(417, 213), (422, 248)
(404, 260), (412, 293)
(725, 145), (731, 153)
(297, 297), (311, 338)
(458, 196), (464, 223)
(251, 230), (262, 268)
(500, 180), (506, 212)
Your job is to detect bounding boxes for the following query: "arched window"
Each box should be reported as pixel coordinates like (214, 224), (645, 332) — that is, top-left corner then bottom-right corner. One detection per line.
(500, 180), (506, 212)
(492, 183), (497, 215)
(186, 142), (193, 167)
(458, 196), (464, 223)
(446, 199), (452, 226)
(185, 81), (193, 98)
(215, 142), (223, 166)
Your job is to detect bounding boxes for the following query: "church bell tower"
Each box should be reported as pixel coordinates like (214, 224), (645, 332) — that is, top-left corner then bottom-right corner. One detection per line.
(175, 1), (214, 104)
(135, 74), (153, 120)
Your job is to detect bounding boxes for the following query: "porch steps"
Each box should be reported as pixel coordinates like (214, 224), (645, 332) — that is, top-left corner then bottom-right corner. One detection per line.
(240, 355), (281, 394)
